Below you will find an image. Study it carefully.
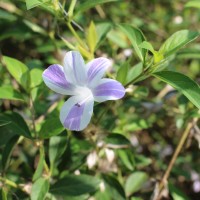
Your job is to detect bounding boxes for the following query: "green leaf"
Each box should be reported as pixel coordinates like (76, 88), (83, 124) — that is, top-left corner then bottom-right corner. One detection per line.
(33, 149), (44, 182)
(50, 175), (100, 196)
(153, 71), (200, 109)
(49, 135), (68, 169)
(126, 63), (143, 85)
(117, 149), (135, 171)
(2, 135), (19, 171)
(169, 184), (189, 200)
(39, 118), (65, 139)
(0, 112), (32, 139)
(31, 177), (49, 200)
(76, 0), (120, 14)
(3, 56), (30, 91)
(159, 30), (199, 57)
(25, 0), (49, 10)
(0, 10), (17, 22)
(125, 172), (148, 196)
(104, 133), (130, 146)
(0, 120), (11, 127)
(0, 85), (24, 101)
(135, 155), (152, 168)
(87, 21), (98, 54)
(116, 61), (129, 85)
(185, 1), (200, 9)
(139, 41), (155, 53)
(118, 24), (146, 62)
(23, 20), (47, 35)
(30, 68), (43, 88)
(96, 23), (112, 49)
(102, 175), (126, 200)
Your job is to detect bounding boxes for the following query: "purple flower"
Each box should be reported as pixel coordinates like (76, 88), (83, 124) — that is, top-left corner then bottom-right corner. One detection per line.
(42, 51), (125, 131)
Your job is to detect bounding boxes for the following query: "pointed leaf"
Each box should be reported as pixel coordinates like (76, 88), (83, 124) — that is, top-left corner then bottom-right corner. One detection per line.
(118, 24), (146, 62)
(159, 30), (199, 57)
(87, 21), (98, 54)
(125, 172), (148, 196)
(49, 135), (68, 169)
(39, 118), (65, 139)
(76, 0), (120, 14)
(3, 56), (30, 91)
(0, 112), (32, 139)
(153, 71), (200, 109)
(2, 135), (19, 171)
(31, 178), (49, 200)
(50, 175), (100, 196)
(0, 85), (24, 101)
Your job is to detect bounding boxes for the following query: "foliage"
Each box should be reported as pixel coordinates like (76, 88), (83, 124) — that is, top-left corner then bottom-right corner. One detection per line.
(0, 0), (200, 199)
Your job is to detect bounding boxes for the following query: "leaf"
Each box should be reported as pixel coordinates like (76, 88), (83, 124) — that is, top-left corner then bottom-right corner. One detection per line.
(169, 184), (189, 200)
(0, 112), (32, 139)
(126, 63), (143, 85)
(2, 135), (19, 171)
(31, 177), (49, 200)
(104, 133), (130, 146)
(117, 149), (135, 171)
(102, 175), (126, 200)
(135, 155), (152, 168)
(30, 68), (43, 88)
(185, 1), (200, 9)
(125, 171), (148, 196)
(33, 149), (44, 182)
(116, 61), (129, 85)
(49, 135), (68, 169)
(0, 10), (17, 22)
(25, 0), (49, 10)
(0, 120), (11, 127)
(139, 41), (155, 53)
(50, 175), (100, 196)
(3, 56), (30, 91)
(118, 24), (146, 62)
(87, 21), (98, 54)
(159, 30), (199, 57)
(153, 71), (200, 109)
(39, 118), (65, 139)
(75, 0), (120, 14)
(23, 20), (47, 35)
(0, 85), (24, 101)
(96, 23), (112, 48)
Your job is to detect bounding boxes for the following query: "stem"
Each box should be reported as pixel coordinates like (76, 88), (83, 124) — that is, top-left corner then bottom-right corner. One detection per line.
(68, 0), (77, 19)
(156, 117), (198, 199)
(29, 94), (37, 138)
(67, 22), (85, 47)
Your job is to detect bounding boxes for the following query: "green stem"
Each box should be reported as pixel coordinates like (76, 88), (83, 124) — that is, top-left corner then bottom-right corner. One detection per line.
(67, 22), (85, 47)
(68, 0), (77, 19)
(29, 93), (37, 138)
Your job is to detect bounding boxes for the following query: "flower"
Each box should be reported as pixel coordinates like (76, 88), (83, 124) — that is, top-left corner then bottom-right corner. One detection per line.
(42, 51), (125, 131)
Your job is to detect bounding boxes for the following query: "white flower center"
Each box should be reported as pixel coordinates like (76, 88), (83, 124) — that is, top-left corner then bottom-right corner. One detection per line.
(74, 86), (93, 105)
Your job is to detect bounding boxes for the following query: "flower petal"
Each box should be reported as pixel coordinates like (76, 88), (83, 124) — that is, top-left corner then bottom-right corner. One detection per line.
(60, 96), (94, 131)
(93, 78), (125, 102)
(86, 57), (111, 86)
(42, 64), (76, 95)
(63, 51), (87, 85)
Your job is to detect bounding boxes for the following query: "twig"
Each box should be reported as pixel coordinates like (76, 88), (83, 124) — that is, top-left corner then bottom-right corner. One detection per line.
(155, 117), (199, 200)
